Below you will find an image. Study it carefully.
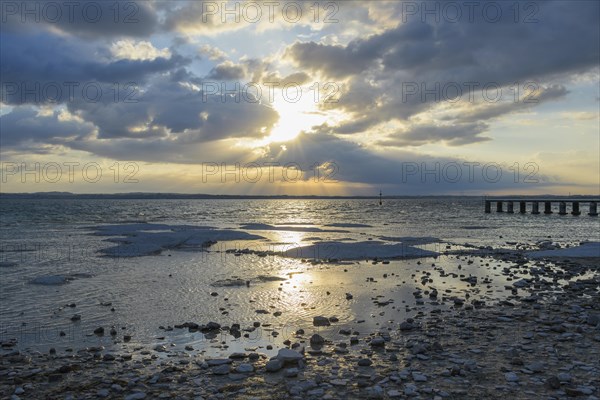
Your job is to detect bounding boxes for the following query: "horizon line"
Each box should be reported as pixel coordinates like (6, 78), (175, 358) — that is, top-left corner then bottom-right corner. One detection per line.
(1, 192), (599, 199)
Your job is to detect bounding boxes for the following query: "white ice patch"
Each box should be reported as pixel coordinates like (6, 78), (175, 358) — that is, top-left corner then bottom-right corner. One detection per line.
(93, 223), (215, 236)
(528, 242), (600, 258)
(95, 224), (264, 257)
(281, 240), (438, 260)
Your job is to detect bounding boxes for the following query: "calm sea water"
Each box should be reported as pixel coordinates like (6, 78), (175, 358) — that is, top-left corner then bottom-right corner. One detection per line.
(0, 198), (598, 352)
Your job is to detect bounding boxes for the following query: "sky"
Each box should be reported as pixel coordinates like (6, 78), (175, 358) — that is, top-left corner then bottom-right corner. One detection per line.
(0, 0), (599, 195)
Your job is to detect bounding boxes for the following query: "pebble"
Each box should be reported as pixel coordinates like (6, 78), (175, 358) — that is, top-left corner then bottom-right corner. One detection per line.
(310, 334), (325, 346)
(404, 384), (418, 396)
(207, 359), (232, 366)
(558, 372), (572, 382)
(412, 372), (427, 382)
(2, 246), (599, 400)
(124, 393), (146, 400)
(505, 372), (519, 382)
(212, 365), (230, 375)
(399, 321), (414, 331)
(235, 364), (254, 373)
(276, 348), (303, 363)
(358, 358), (372, 367)
(265, 359), (284, 372)
(525, 361), (544, 373)
(367, 385), (384, 398)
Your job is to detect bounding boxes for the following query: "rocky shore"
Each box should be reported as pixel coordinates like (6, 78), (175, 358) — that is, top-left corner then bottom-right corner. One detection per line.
(2, 252), (599, 400)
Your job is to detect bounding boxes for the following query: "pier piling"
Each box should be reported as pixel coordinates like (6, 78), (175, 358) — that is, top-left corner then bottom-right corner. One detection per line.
(485, 198), (599, 216)
(496, 201), (503, 212)
(559, 202), (567, 215)
(589, 202), (598, 216)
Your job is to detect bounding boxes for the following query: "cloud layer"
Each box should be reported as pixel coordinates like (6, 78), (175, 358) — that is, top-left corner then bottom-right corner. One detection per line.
(1, 0), (598, 194)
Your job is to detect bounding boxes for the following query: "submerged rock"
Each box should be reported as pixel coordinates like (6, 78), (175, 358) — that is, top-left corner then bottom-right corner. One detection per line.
(313, 316), (331, 326)
(310, 334), (325, 346)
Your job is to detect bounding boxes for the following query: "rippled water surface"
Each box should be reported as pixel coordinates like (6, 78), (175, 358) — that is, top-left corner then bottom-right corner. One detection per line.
(1, 198), (598, 353)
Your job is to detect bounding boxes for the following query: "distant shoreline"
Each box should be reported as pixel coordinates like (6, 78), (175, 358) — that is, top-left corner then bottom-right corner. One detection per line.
(1, 192), (599, 200)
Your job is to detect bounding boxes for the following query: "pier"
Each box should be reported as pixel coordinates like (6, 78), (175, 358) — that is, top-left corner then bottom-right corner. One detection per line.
(485, 198), (599, 216)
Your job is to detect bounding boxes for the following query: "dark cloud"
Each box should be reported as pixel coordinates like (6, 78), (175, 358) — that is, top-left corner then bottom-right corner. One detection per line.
(0, 0), (596, 194)
(66, 136), (252, 165)
(379, 123), (491, 147)
(0, 19), (281, 157)
(0, 32), (188, 105)
(87, 56), (188, 82)
(203, 58), (276, 84)
(285, 42), (372, 79)
(2, 73), (279, 155)
(288, 2), (599, 82)
(0, 106), (94, 149)
(0, 0), (159, 37)
(64, 74), (279, 142)
(285, 1), (599, 143)
(206, 61), (247, 80)
(459, 84), (569, 123)
(162, 1), (225, 35)
(258, 132), (554, 193)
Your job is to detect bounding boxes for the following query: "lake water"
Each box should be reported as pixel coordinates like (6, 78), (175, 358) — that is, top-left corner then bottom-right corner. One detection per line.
(1, 198), (598, 354)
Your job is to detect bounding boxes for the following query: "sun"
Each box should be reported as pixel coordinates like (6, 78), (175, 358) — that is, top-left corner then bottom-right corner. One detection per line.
(266, 88), (326, 143)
